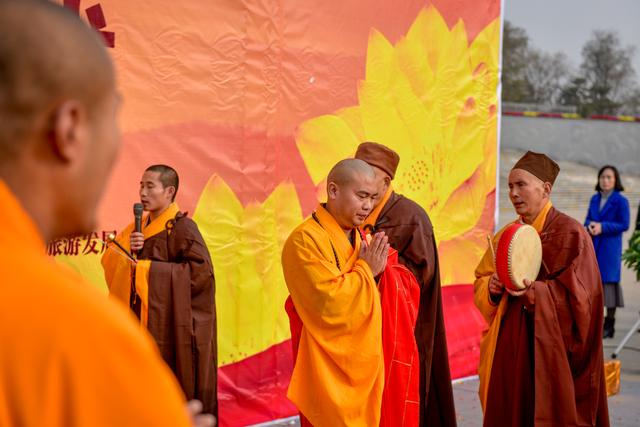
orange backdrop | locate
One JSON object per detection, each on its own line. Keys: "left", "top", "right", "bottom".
{"left": 53, "top": 1, "right": 501, "bottom": 425}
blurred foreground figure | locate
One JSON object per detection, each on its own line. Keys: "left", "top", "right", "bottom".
{"left": 0, "top": 1, "right": 214, "bottom": 426}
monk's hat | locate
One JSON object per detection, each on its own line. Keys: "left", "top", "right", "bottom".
{"left": 354, "top": 142, "right": 400, "bottom": 179}
{"left": 511, "top": 150, "right": 560, "bottom": 185}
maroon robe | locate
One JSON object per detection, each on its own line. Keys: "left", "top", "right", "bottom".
{"left": 137, "top": 212, "right": 218, "bottom": 416}
{"left": 368, "top": 192, "right": 456, "bottom": 427}
{"left": 484, "top": 207, "right": 609, "bottom": 427}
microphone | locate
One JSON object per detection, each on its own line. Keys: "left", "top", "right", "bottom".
{"left": 133, "top": 203, "right": 144, "bottom": 256}
{"left": 133, "top": 203, "right": 144, "bottom": 233}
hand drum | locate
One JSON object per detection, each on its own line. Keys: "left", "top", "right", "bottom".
{"left": 495, "top": 223, "right": 542, "bottom": 291}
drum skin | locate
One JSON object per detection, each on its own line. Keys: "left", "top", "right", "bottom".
{"left": 495, "top": 223, "right": 542, "bottom": 291}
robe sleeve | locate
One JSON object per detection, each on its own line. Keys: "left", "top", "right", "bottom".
{"left": 282, "top": 229, "right": 376, "bottom": 338}
{"left": 282, "top": 227, "right": 384, "bottom": 426}
{"left": 536, "top": 229, "right": 599, "bottom": 371}
{"left": 474, "top": 244, "right": 500, "bottom": 324}
{"left": 532, "top": 227, "right": 606, "bottom": 425}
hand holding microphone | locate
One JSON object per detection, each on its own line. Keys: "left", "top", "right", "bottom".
{"left": 130, "top": 203, "right": 145, "bottom": 253}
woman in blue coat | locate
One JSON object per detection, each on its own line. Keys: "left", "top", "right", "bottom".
{"left": 585, "top": 165, "right": 630, "bottom": 338}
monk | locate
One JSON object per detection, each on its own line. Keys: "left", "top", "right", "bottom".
{"left": 355, "top": 142, "right": 456, "bottom": 427}
{"left": 474, "top": 151, "right": 610, "bottom": 427}
{"left": 0, "top": 1, "right": 213, "bottom": 426}
{"left": 282, "top": 159, "right": 389, "bottom": 426}
{"left": 102, "top": 164, "right": 217, "bottom": 416}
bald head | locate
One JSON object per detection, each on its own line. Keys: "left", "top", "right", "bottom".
{"left": 327, "top": 159, "right": 376, "bottom": 188}
{"left": 0, "top": 0, "right": 114, "bottom": 162}
{"left": 0, "top": 0, "right": 121, "bottom": 241}
{"left": 325, "top": 159, "right": 378, "bottom": 229}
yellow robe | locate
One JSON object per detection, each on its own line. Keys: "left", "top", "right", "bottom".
{"left": 101, "top": 203, "right": 180, "bottom": 325}
{"left": 282, "top": 204, "right": 384, "bottom": 427}
{"left": 0, "top": 181, "right": 190, "bottom": 426}
{"left": 474, "top": 201, "right": 552, "bottom": 410}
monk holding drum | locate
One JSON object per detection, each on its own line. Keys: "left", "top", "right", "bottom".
{"left": 473, "top": 151, "right": 610, "bottom": 427}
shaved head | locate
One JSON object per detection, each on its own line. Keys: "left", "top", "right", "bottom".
{"left": 0, "top": 0, "right": 114, "bottom": 162}
{"left": 327, "top": 159, "right": 376, "bottom": 188}
{"left": 0, "top": 0, "right": 121, "bottom": 241}
{"left": 325, "top": 159, "right": 378, "bottom": 229}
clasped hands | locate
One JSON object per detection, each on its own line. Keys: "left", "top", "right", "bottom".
{"left": 587, "top": 221, "right": 602, "bottom": 236}
{"left": 359, "top": 232, "right": 389, "bottom": 277}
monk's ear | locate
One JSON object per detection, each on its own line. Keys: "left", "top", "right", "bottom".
{"left": 542, "top": 182, "right": 552, "bottom": 197}
{"left": 384, "top": 176, "right": 391, "bottom": 187}
{"left": 47, "top": 100, "right": 89, "bottom": 163}
{"left": 327, "top": 181, "right": 339, "bottom": 200}
{"left": 166, "top": 185, "right": 176, "bottom": 201}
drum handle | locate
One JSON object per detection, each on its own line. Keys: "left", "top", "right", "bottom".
{"left": 486, "top": 235, "right": 496, "bottom": 262}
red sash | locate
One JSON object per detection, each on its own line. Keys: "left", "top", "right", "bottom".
{"left": 379, "top": 249, "right": 420, "bottom": 427}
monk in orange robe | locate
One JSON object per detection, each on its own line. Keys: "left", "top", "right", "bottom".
{"left": 474, "top": 151, "right": 609, "bottom": 427}
{"left": 0, "top": 1, "right": 213, "bottom": 426}
{"left": 102, "top": 165, "right": 217, "bottom": 416}
{"left": 282, "top": 159, "right": 389, "bottom": 427}
{"left": 356, "top": 142, "right": 456, "bottom": 427}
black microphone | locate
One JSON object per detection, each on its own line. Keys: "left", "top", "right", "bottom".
{"left": 133, "top": 203, "right": 144, "bottom": 233}
{"left": 133, "top": 203, "right": 144, "bottom": 257}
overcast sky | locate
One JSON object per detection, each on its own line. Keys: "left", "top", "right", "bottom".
{"left": 504, "top": 0, "right": 640, "bottom": 76}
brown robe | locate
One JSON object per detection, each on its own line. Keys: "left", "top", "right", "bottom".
{"left": 137, "top": 212, "right": 218, "bottom": 416}
{"left": 484, "top": 207, "right": 609, "bottom": 427}
{"left": 368, "top": 192, "right": 457, "bottom": 427}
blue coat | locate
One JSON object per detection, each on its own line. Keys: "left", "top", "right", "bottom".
{"left": 585, "top": 191, "right": 630, "bottom": 283}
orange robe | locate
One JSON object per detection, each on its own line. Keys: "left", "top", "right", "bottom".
{"left": 282, "top": 204, "right": 384, "bottom": 427}
{"left": 0, "top": 180, "right": 190, "bottom": 426}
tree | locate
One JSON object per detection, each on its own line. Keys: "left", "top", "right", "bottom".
{"left": 501, "top": 21, "right": 531, "bottom": 102}
{"left": 525, "top": 50, "right": 571, "bottom": 105}
{"left": 502, "top": 21, "right": 570, "bottom": 106}
{"left": 559, "top": 77, "right": 590, "bottom": 115}
{"left": 570, "top": 30, "right": 638, "bottom": 115}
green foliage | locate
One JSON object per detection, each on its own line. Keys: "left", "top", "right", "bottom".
{"left": 623, "top": 230, "right": 640, "bottom": 282}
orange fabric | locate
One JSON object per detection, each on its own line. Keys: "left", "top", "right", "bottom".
{"left": 474, "top": 201, "right": 552, "bottom": 409}
{"left": 362, "top": 185, "right": 393, "bottom": 231}
{"left": 0, "top": 180, "right": 190, "bottom": 426}
{"left": 604, "top": 360, "right": 620, "bottom": 397}
{"left": 379, "top": 249, "right": 420, "bottom": 427}
{"left": 135, "top": 259, "right": 151, "bottom": 325}
{"left": 101, "top": 203, "right": 180, "bottom": 325}
{"left": 282, "top": 204, "right": 384, "bottom": 427}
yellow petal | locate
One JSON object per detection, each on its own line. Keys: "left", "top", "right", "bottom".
{"left": 296, "top": 115, "right": 361, "bottom": 185}
{"left": 193, "top": 175, "right": 303, "bottom": 364}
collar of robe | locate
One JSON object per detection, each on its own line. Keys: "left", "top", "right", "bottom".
{"left": 142, "top": 203, "right": 180, "bottom": 239}
{"left": 314, "top": 204, "right": 362, "bottom": 270}
{"left": 0, "top": 179, "right": 44, "bottom": 252}
{"left": 517, "top": 200, "right": 553, "bottom": 234}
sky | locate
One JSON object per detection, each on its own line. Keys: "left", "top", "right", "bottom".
{"left": 504, "top": 0, "right": 640, "bottom": 76}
